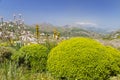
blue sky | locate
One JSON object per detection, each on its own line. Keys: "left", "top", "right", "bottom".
{"left": 0, "top": 0, "right": 120, "bottom": 27}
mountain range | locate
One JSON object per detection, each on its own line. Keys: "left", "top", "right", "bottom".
{"left": 63, "top": 22, "right": 120, "bottom": 34}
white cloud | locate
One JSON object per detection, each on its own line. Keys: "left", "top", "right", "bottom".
{"left": 74, "top": 22, "right": 97, "bottom": 26}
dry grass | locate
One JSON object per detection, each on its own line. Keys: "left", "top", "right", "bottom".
{"left": 0, "top": 61, "right": 55, "bottom": 80}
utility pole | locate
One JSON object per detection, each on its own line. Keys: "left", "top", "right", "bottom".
{"left": 13, "top": 14, "right": 16, "bottom": 22}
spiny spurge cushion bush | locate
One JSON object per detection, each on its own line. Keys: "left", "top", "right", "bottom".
{"left": 0, "top": 47, "right": 15, "bottom": 62}
{"left": 12, "top": 44, "right": 48, "bottom": 72}
{"left": 47, "top": 37, "right": 120, "bottom": 80}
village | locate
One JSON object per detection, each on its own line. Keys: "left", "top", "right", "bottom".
{"left": 0, "top": 14, "right": 62, "bottom": 47}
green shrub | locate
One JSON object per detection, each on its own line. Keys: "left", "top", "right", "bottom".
{"left": 47, "top": 37, "right": 120, "bottom": 80}
{"left": 0, "top": 47, "right": 15, "bottom": 62}
{"left": 12, "top": 44, "right": 48, "bottom": 72}
{"left": 43, "top": 41, "right": 57, "bottom": 51}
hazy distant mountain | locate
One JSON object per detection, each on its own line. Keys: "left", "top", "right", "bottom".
{"left": 64, "top": 22, "right": 120, "bottom": 34}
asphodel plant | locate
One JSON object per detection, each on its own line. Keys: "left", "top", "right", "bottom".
{"left": 53, "top": 29, "right": 57, "bottom": 38}
{"left": 57, "top": 32, "right": 60, "bottom": 40}
{"left": 36, "top": 25, "right": 39, "bottom": 43}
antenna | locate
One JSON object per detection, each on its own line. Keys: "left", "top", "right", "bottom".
{"left": 18, "top": 13, "right": 22, "bottom": 26}
{"left": 13, "top": 14, "right": 16, "bottom": 21}
{"left": 19, "top": 13, "right": 22, "bottom": 20}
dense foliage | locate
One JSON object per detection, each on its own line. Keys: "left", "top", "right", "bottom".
{"left": 0, "top": 47, "right": 15, "bottom": 62}
{"left": 43, "top": 41, "right": 57, "bottom": 51}
{"left": 0, "top": 42, "right": 9, "bottom": 47}
{"left": 47, "top": 37, "right": 120, "bottom": 80}
{"left": 12, "top": 44, "right": 48, "bottom": 72}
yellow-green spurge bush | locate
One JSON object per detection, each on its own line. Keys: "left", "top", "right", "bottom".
{"left": 47, "top": 37, "right": 120, "bottom": 80}
{"left": 12, "top": 44, "right": 48, "bottom": 72}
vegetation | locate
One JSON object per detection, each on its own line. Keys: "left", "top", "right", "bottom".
{"left": 0, "top": 46, "right": 16, "bottom": 63}
{"left": 0, "top": 61, "right": 55, "bottom": 80}
{"left": 12, "top": 44, "right": 49, "bottom": 72}
{"left": 1, "top": 12, "right": 120, "bottom": 80}
{"left": 0, "top": 42, "right": 10, "bottom": 47}
{"left": 47, "top": 37, "right": 120, "bottom": 80}
{"left": 43, "top": 41, "right": 58, "bottom": 51}
{"left": 0, "top": 36, "right": 120, "bottom": 80}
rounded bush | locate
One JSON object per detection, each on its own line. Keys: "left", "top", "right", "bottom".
{"left": 0, "top": 47, "right": 15, "bottom": 62}
{"left": 12, "top": 44, "right": 48, "bottom": 72}
{"left": 47, "top": 37, "right": 120, "bottom": 80}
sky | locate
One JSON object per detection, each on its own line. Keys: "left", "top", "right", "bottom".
{"left": 0, "top": 0, "right": 120, "bottom": 27}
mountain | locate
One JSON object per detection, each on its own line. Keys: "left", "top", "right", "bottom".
{"left": 64, "top": 22, "right": 120, "bottom": 34}
{"left": 28, "top": 23, "right": 101, "bottom": 38}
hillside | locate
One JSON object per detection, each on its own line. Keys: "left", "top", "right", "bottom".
{"left": 28, "top": 23, "right": 101, "bottom": 38}
{"left": 103, "top": 29, "right": 120, "bottom": 40}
